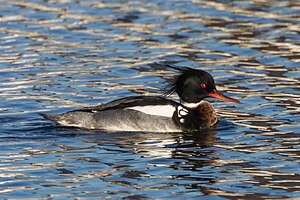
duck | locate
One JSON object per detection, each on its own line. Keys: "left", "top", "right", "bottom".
{"left": 41, "top": 65, "right": 239, "bottom": 132}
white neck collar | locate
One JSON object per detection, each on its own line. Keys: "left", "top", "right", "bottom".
{"left": 180, "top": 100, "right": 203, "bottom": 108}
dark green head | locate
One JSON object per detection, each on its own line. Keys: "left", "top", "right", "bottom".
{"left": 166, "top": 66, "right": 239, "bottom": 104}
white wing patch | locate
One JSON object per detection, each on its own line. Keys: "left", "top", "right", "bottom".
{"left": 126, "top": 105, "right": 176, "bottom": 118}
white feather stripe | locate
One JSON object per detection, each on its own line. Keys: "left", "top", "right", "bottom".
{"left": 181, "top": 101, "right": 202, "bottom": 108}
{"left": 126, "top": 105, "right": 176, "bottom": 118}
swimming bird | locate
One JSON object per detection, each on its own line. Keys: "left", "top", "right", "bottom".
{"left": 41, "top": 65, "right": 239, "bottom": 132}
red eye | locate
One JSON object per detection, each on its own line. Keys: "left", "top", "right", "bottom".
{"left": 201, "top": 83, "right": 206, "bottom": 89}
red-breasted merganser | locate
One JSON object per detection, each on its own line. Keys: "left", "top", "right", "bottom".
{"left": 41, "top": 65, "right": 239, "bottom": 132}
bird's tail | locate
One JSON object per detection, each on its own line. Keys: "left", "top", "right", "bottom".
{"left": 40, "top": 113, "right": 62, "bottom": 123}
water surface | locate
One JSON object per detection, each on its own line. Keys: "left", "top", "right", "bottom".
{"left": 0, "top": 0, "right": 299, "bottom": 199}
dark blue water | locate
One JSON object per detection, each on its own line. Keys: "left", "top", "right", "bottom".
{"left": 0, "top": 0, "right": 299, "bottom": 199}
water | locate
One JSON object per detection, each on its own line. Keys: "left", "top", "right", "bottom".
{"left": 0, "top": 0, "right": 299, "bottom": 199}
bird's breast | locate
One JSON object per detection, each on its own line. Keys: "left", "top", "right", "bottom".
{"left": 196, "top": 100, "right": 218, "bottom": 126}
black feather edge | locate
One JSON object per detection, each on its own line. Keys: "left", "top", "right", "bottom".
{"left": 153, "top": 62, "right": 193, "bottom": 96}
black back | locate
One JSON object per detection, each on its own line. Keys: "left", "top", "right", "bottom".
{"left": 78, "top": 96, "right": 180, "bottom": 113}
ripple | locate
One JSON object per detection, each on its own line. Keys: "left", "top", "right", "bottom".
{"left": 0, "top": 0, "right": 299, "bottom": 199}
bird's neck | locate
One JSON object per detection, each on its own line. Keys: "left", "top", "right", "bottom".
{"left": 180, "top": 99, "right": 204, "bottom": 109}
